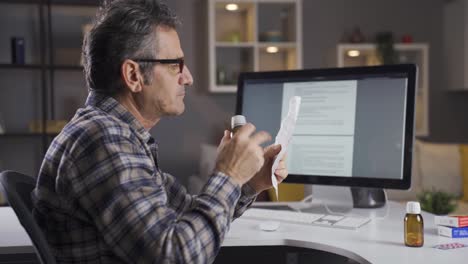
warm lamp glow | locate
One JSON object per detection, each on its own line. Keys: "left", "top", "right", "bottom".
{"left": 347, "top": 50, "right": 360, "bottom": 57}
{"left": 266, "top": 46, "right": 279, "bottom": 53}
{"left": 225, "top": 4, "right": 239, "bottom": 11}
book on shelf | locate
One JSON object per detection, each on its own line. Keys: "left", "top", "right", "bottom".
{"left": 438, "top": 226, "right": 468, "bottom": 238}
{"left": 434, "top": 215, "right": 468, "bottom": 228}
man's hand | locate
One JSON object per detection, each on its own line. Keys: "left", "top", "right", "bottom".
{"left": 215, "top": 123, "right": 271, "bottom": 186}
{"left": 247, "top": 144, "right": 288, "bottom": 193}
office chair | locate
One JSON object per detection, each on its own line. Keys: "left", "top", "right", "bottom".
{"left": 0, "top": 170, "right": 56, "bottom": 264}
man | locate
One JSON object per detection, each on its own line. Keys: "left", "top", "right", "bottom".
{"left": 32, "top": 0, "right": 287, "bottom": 263}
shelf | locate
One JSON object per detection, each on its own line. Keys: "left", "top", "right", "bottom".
{"left": 258, "top": 2, "right": 297, "bottom": 43}
{"left": 338, "top": 43, "right": 429, "bottom": 51}
{"left": 0, "top": 0, "right": 40, "bottom": 4}
{"left": 215, "top": 2, "right": 255, "bottom": 43}
{"left": 259, "top": 46, "right": 298, "bottom": 71}
{"left": 209, "top": 0, "right": 302, "bottom": 92}
{"left": 216, "top": 47, "right": 254, "bottom": 86}
{"left": 215, "top": 42, "right": 256, "bottom": 47}
{"left": 0, "top": 64, "right": 83, "bottom": 71}
{"left": 0, "top": 0, "right": 88, "bottom": 177}
{"left": 50, "top": 0, "right": 99, "bottom": 6}
{"left": 52, "top": 65, "right": 84, "bottom": 71}
{"left": 0, "top": 0, "right": 99, "bottom": 6}
{"left": 258, "top": 42, "right": 297, "bottom": 48}
{"left": 0, "top": 64, "right": 43, "bottom": 70}
{"left": 212, "top": 85, "right": 237, "bottom": 93}
{"left": 336, "top": 43, "right": 429, "bottom": 137}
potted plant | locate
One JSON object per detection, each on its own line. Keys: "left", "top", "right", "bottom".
{"left": 417, "top": 189, "right": 458, "bottom": 215}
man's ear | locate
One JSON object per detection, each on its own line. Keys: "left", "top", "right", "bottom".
{"left": 121, "top": 59, "right": 143, "bottom": 93}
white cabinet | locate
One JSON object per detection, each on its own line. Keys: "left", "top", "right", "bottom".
{"left": 443, "top": 0, "right": 468, "bottom": 91}
{"left": 208, "top": 0, "right": 302, "bottom": 93}
{"left": 337, "top": 43, "right": 429, "bottom": 137}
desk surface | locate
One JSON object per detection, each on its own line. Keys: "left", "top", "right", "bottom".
{"left": 1, "top": 202, "right": 468, "bottom": 263}
{"left": 224, "top": 201, "right": 468, "bottom": 264}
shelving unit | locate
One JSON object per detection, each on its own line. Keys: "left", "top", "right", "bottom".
{"left": 337, "top": 43, "right": 429, "bottom": 137}
{"left": 0, "top": 63, "right": 83, "bottom": 70}
{"left": 0, "top": 0, "right": 97, "bottom": 186}
{"left": 208, "top": 0, "right": 302, "bottom": 93}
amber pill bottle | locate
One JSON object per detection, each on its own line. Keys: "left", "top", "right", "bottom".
{"left": 404, "top": 201, "right": 424, "bottom": 247}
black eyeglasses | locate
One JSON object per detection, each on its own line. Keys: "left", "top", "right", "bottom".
{"left": 133, "top": 58, "right": 185, "bottom": 74}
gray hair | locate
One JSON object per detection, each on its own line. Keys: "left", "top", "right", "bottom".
{"left": 82, "top": 0, "right": 180, "bottom": 94}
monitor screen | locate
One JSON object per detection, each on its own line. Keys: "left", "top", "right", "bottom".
{"left": 237, "top": 64, "right": 417, "bottom": 190}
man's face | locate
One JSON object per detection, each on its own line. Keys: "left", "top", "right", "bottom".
{"left": 140, "top": 26, "right": 193, "bottom": 118}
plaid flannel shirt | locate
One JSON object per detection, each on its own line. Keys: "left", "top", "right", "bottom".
{"left": 32, "top": 91, "right": 257, "bottom": 264}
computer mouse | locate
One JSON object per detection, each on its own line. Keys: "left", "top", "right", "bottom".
{"left": 259, "top": 221, "right": 280, "bottom": 231}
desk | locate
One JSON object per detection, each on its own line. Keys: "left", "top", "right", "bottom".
{"left": 1, "top": 202, "right": 467, "bottom": 263}
{"left": 223, "top": 201, "right": 468, "bottom": 263}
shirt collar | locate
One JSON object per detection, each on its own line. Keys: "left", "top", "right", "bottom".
{"left": 85, "top": 91, "right": 153, "bottom": 144}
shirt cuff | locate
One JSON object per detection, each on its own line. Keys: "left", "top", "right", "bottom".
{"left": 241, "top": 182, "right": 258, "bottom": 199}
{"left": 201, "top": 171, "right": 242, "bottom": 210}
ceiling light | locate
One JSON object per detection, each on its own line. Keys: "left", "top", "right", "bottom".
{"left": 347, "top": 50, "right": 360, "bottom": 57}
{"left": 266, "top": 46, "right": 279, "bottom": 53}
{"left": 225, "top": 4, "right": 239, "bottom": 11}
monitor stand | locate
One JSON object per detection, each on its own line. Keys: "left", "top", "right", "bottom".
{"left": 252, "top": 186, "right": 389, "bottom": 218}
{"left": 350, "top": 187, "right": 386, "bottom": 208}
{"left": 295, "top": 185, "right": 389, "bottom": 218}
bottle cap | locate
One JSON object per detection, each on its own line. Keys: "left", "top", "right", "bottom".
{"left": 231, "top": 115, "right": 246, "bottom": 129}
{"left": 406, "top": 201, "right": 421, "bottom": 214}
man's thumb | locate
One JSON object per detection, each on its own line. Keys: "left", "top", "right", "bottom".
{"left": 264, "top": 144, "right": 282, "bottom": 158}
{"left": 218, "top": 130, "right": 231, "bottom": 144}
{"left": 224, "top": 130, "right": 231, "bottom": 139}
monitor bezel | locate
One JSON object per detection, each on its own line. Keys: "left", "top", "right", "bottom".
{"left": 236, "top": 64, "right": 417, "bottom": 190}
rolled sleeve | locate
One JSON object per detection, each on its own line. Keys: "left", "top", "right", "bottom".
{"left": 212, "top": 171, "right": 257, "bottom": 219}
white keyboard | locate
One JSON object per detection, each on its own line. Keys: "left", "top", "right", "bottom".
{"left": 242, "top": 208, "right": 371, "bottom": 230}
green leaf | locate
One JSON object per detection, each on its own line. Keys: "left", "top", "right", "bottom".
{"left": 417, "top": 189, "right": 458, "bottom": 215}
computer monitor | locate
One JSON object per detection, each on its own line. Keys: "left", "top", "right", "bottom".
{"left": 236, "top": 64, "right": 417, "bottom": 208}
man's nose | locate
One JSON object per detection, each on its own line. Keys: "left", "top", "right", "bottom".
{"left": 179, "top": 65, "right": 193, "bottom": 86}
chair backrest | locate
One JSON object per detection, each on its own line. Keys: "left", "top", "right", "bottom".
{"left": 0, "top": 170, "right": 56, "bottom": 264}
